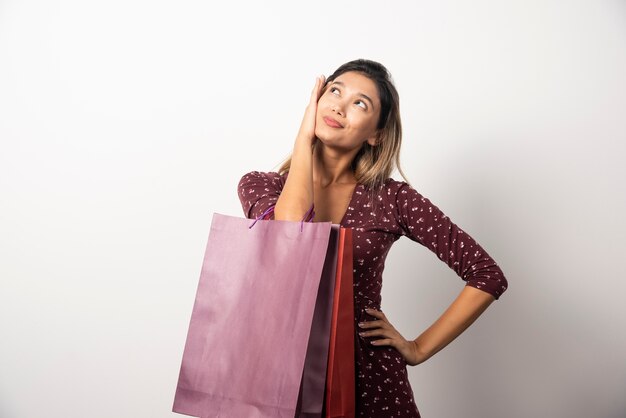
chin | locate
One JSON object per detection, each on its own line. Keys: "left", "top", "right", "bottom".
{"left": 315, "top": 124, "right": 341, "bottom": 142}
{"left": 314, "top": 127, "right": 328, "bottom": 143}
{"left": 314, "top": 133, "right": 337, "bottom": 146}
{"left": 314, "top": 136, "right": 355, "bottom": 154}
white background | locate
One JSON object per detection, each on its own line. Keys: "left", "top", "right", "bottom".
{"left": 1, "top": 1, "right": 625, "bottom": 417}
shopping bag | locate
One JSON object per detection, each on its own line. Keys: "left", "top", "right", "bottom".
{"left": 172, "top": 207, "right": 333, "bottom": 418}
{"left": 295, "top": 224, "right": 341, "bottom": 417}
{"left": 325, "top": 227, "right": 355, "bottom": 418}
{"left": 296, "top": 226, "right": 356, "bottom": 418}
{"left": 254, "top": 205, "right": 340, "bottom": 417}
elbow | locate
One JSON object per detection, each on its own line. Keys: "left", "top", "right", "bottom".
{"left": 465, "top": 270, "right": 508, "bottom": 301}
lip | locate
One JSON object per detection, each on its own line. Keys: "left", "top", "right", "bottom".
{"left": 323, "top": 116, "right": 343, "bottom": 128}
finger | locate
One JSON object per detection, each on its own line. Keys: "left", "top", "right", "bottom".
{"left": 367, "top": 309, "right": 389, "bottom": 322}
{"left": 370, "top": 337, "right": 394, "bottom": 346}
{"left": 365, "top": 312, "right": 388, "bottom": 324}
{"left": 312, "top": 75, "right": 326, "bottom": 102}
{"left": 358, "top": 320, "right": 386, "bottom": 329}
{"left": 310, "top": 76, "right": 320, "bottom": 102}
{"left": 316, "top": 75, "right": 327, "bottom": 100}
{"left": 373, "top": 334, "right": 405, "bottom": 350}
{"left": 359, "top": 328, "right": 392, "bottom": 338}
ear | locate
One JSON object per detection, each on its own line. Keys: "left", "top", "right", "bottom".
{"left": 366, "top": 130, "right": 381, "bottom": 147}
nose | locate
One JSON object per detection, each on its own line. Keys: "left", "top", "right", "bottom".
{"left": 331, "top": 103, "right": 345, "bottom": 117}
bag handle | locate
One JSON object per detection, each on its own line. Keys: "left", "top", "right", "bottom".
{"left": 248, "top": 203, "right": 315, "bottom": 232}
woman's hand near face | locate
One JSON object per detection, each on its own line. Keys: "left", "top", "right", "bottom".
{"left": 274, "top": 76, "right": 325, "bottom": 221}
{"left": 295, "top": 75, "right": 327, "bottom": 147}
{"left": 358, "top": 308, "right": 429, "bottom": 366}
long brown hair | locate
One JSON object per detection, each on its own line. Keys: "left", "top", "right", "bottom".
{"left": 276, "top": 58, "right": 411, "bottom": 208}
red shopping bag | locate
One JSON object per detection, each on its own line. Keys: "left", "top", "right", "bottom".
{"left": 325, "top": 227, "right": 355, "bottom": 418}
{"left": 172, "top": 206, "right": 333, "bottom": 418}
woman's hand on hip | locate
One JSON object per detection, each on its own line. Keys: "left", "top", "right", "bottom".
{"left": 358, "top": 308, "right": 428, "bottom": 366}
{"left": 295, "top": 75, "right": 326, "bottom": 147}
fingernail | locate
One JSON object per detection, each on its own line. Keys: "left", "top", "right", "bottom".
{"left": 358, "top": 322, "right": 365, "bottom": 327}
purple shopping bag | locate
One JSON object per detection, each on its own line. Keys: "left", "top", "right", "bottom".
{"left": 172, "top": 209, "right": 333, "bottom": 418}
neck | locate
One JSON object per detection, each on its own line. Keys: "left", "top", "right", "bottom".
{"left": 312, "top": 140, "right": 360, "bottom": 187}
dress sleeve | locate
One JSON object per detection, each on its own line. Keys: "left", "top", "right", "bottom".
{"left": 393, "top": 181, "right": 508, "bottom": 300}
{"left": 237, "top": 171, "right": 283, "bottom": 220}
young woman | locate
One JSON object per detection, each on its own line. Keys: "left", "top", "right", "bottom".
{"left": 238, "top": 59, "right": 508, "bottom": 417}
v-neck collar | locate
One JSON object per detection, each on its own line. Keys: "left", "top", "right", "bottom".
{"left": 339, "top": 182, "right": 360, "bottom": 226}
{"left": 280, "top": 170, "right": 361, "bottom": 226}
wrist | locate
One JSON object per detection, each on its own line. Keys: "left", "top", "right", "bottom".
{"left": 294, "top": 134, "right": 315, "bottom": 149}
{"left": 412, "top": 338, "right": 432, "bottom": 363}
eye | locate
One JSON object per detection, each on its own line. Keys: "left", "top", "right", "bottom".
{"left": 330, "top": 87, "right": 368, "bottom": 110}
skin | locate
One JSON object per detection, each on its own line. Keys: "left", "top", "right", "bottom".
{"left": 274, "top": 71, "right": 496, "bottom": 366}
{"left": 311, "top": 71, "right": 382, "bottom": 223}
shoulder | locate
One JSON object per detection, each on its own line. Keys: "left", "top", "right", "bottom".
{"left": 371, "top": 178, "right": 435, "bottom": 214}
{"left": 238, "top": 170, "right": 285, "bottom": 190}
{"left": 239, "top": 170, "right": 284, "bottom": 182}
{"left": 378, "top": 177, "right": 423, "bottom": 200}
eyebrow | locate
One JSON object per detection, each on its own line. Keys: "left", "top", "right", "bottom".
{"left": 330, "top": 81, "right": 375, "bottom": 110}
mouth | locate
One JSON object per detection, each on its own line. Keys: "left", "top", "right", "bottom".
{"left": 323, "top": 116, "right": 343, "bottom": 128}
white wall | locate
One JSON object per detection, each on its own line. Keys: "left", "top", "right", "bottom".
{"left": 1, "top": 1, "right": 625, "bottom": 417}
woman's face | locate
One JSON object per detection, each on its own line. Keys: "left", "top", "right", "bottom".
{"left": 314, "top": 71, "right": 381, "bottom": 150}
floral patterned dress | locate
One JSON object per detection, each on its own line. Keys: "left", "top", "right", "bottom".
{"left": 238, "top": 170, "right": 508, "bottom": 417}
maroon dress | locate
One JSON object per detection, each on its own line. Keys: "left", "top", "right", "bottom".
{"left": 237, "top": 170, "right": 508, "bottom": 417}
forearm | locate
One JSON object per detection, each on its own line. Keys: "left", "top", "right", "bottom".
{"left": 274, "top": 140, "right": 314, "bottom": 221}
{"left": 413, "top": 285, "right": 495, "bottom": 362}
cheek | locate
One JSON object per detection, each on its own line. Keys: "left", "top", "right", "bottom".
{"left": 317, "top": 94, "right": 331, "bottom": 108}
{"left": 350, "top": 113, "right": 375, "bottom": 130}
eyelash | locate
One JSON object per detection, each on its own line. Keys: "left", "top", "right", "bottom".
{"left": 329, "top": 87, "right": 367, "bottom": 110}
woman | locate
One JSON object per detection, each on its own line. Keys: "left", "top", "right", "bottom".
{"left": 238, "top": 59, "right": 508, "bottom": 417}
